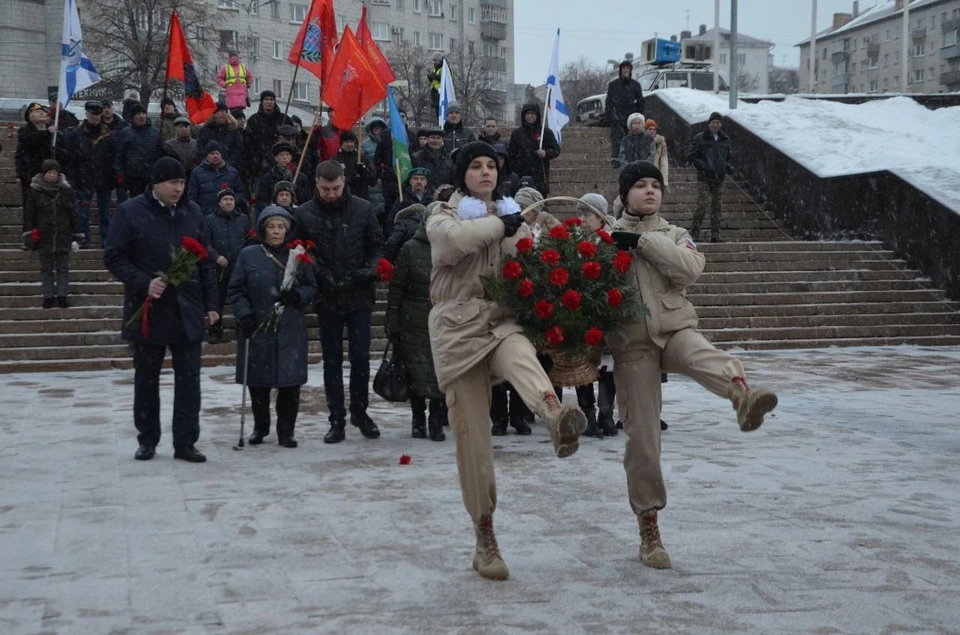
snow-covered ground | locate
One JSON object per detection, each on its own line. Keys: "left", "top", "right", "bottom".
{"left": 3, "top": 346, "right": 960, "bottom": 633}
{"left": 656, "top": 88, "right": 960, "bottom": 213}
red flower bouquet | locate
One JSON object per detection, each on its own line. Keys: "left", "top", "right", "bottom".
{"left": 126, "top": 236, "right": 209, "bottom": 338}
{"left": 482, "top": 216, "right": 644, "bottom": 385}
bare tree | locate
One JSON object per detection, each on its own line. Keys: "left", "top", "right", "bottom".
{"left": 737, "top": 72, "right": 761, "bottom": 93}
{"left": 384, "top": 40, "right": 435, "bottom": 127}
{"left": 560, "top": 56, "right": 610, "bottom": 116}
{"left": 83, "top": 0, "right": 218, "bottom": 107}
{"left": 445, "top": 41, "right": 505, "bottom": 127}
{"left": 769, "top": 66, "right": 800, "bottom": 94}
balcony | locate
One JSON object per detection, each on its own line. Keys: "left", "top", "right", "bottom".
{"left": 866, "top": 41, "right": 880, "bottom": 56}
{"left": 480, "top": 56, "right": 507, "bottom": 72}
{"left": 942, "top": 17, "right": 960, "bottom": 32}
{"left": 830, "top": 72, "right": 852, "bottom": 89}
{"left": 481, "top": 20, "right": 506, "bottom": 40}
{"left": 831, "top": 48, "right": 849, "bottom": 63}
{"left": 943, "top": 43, "right": 960, "bottom": 60}
{"left": 941, "top": 69, "right": 960, "bottom": 88}
{"left": 912, "top": 28, "right": 926, "bottom": 42}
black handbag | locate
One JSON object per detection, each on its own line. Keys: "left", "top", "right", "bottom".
{"left": 373, "top": 341, "right": 409, "bottom": 402}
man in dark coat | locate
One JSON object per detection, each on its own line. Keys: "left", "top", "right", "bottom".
{"left": 508, "top": 103, "right": 560, "bottom": 196}
{"left": 245, "top": 91, "right": 292, "bottom": 177}
{"left": 412, "top": 128, "right": 454, "bottom": 189}
{"left": 605, "top": 59, "right": 645, "bottom": 168}
{"left": 384, "top": 168, "right": 433, "bottom": 240}
{"left": 197, "top": 103, "right": 243, "bottom": 170}
{"left": 113, "top": 104, "right": 162, "bottom": 197}
{"left": 478, "top": 117, "right": 501, "bottom": 145}
{"left": 103, "top": 158, "right": 219, "bottom": 463}
{"left": 493, "top": 143, "right": 520, "bottom": 198}
{"left": 686, "top": 112, "right": 733, "bottom": 243}
{"left": 294, "top": 160, "right": 383, "bottom": 444}
{"left": 16, "top": 103, "right": 69, "bottom": 226}
{"left": 386, "top": 207, "right": 446, "bottom": 441}
{"left": 333, "top": 131, "right": 376, "bottom": 202}
{"left": 100, "top": 100, "right": 128, "bottom": 132}
{"left": 382, "top": 202, "right": 425, "bottom": 264}
{"left": 204, "top": 187, "right": 253, "bottom": 343}
{"left": 372, "top": 108, "right": 421, "bottom": 216}
{"left": 255, "top": 142, "right": 311, "bottom": 213}
{"left": 187, "top": 141, "right": 246, "bottom": 214}
{"left": 442, "top": 102, "right": 476, "bottom": 156}
{"left": 65, "top": 101, "right": 116, "bottom": 248}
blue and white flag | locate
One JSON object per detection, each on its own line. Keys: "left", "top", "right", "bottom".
{"left": 545, "top": 29, "right": 569, "bottom": 145}
{"left": 438, "top": 57, "right": 457, "bottom": 127}
{"left": 57, "top": 0, "right": 100, "bottom": 109}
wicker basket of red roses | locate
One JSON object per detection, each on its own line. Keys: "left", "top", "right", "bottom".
{"left": 483, "top": 197, "right": 646, "bottom": 387}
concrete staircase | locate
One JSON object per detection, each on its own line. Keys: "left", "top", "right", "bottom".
{"left": 1, "top": 125, "right": 959, "bottom": 373}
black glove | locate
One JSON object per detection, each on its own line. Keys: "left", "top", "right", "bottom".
{"left": 238, "top": 314, "right": 257, "bottom": 338}
{"left": 611, "top": 231, "right": 641, "bottom": 251}
{"left": 351, "top": 269, "right": 379, "bottom": 284}
{"left": 277, "top": 288, "right": 300, "bottom": 306}
{"left": 354, "top": 162, "right": 367, "bottom": 176}
{"left": 500, "top": 213, "right": 524, "bottom": 238}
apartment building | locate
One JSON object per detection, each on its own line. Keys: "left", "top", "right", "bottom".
{"left": 683, "top": 25, "right": 774, "bottom": 93}
{"left": 798, "top": 0, "right": 960, "bottom": 94}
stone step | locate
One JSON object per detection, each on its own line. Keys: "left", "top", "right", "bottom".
{"left": 699, "top": 311, "right": 960, "bottom": 329}
{"left": 0, "top": 269, "right": 116, "bottom": 283}
{"left": 703, "top": 250, "right": 896, "bottom": 263}
{"left": 696, "top": 269, "right": 924, "bottom": 284}
{"left": 705, "top": 334, "right": 960, "bottom": 350}
{"left": 703, "top": 323, "right": 960, "bottom": 343}
{"left": 703, "top": 259, "right": 910, "bottom": 273}
{"left": 0, "top": 281, "right": 391, "bottom": 300}
{"left": 696, "top": 300, "right": 960, "bottom": 318}
{"left": 688, "top": 289, "right": 946, "bottom": 306}
{"left": 698, "top": 241, "right": 885, "bottom": 253}
{"left": 688, "top": 280, "right": 937, "bottom": 295}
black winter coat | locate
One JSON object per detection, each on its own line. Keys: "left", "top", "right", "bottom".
{"left": 333, "top": 148, "right": 376, "bottom": 201}
{"left": 204, "top": 208, "right": 253, "bottom": 272}
{"left": 228, "top": 242, "right": 317, "bottom": 388}
{"left": 104, "top": 190, "right": 218, "bottom": 345}
{"left": 386, "top": 185, "right": 434, "bottom": 235}
{"left": 386, "top": 225, "right": 442, "bottom": 400}
{"left": 443, "top": 120, "right": 476, "bottom": 156}
{"left": 619, "top": 132, "right": 656, "bottom": 166}
{"left": 508, "top": 104, "right": 560, "bottom": 196}
{"left": 381, "top": 205, "right": 424, "bottom": 263}
{"left": 103, "top": 116, "right": 128, "bottom": 132}
{"left": 246, "top": 106, "right": 292, "bottom": 169}
{"left": 412, "top": 147, "right": 455, "bottom": 189}
{"left": 605, "top": 76, "right": 645, "bottom": 128}
{"left": 687, "top": 130, "right": 733, "bottom": 183}
{"left": 255, "top": 165, "right": 312, "bottom": 212}
{"left": 24, "top": 175, "right": 80, "bottom": 254}
{"left": 478, "top": 131, "right": 501, "bottom": 145}
{"left": 113, "top": 122, "right": 161, "bottom": 180}
{"left": 15, "top": 125, "right": 68, "bottom": 183}
{"left": 66, "top": 123, "right": 115, "bottom": 192}
{"left": 197, "top": 116, "right": 243, "bottom": 167}
{"left": 293, "top": 191, "right": 383, "bottom": 314}
{"left": 188, "top": 160, "right": 246, "bottom": 214}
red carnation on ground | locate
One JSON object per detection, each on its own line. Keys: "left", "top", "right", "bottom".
{"left": 549, "top": 268, "right": 569, "bottom": 287}
{"left": 561, "top": 290, "right": 581, "bottom": 311}
{"left": 30, "top": 229, "right": 40, "bottom": 242}
{"left": 582, "top": 261, "right": 602, "bottom": 280}
{"left": 502, "top": 260, "right": 523, "bottom": 281}
{"left": 181, "top": 236, "right": 208, "bottom": 261}
{"left": 612, "top": 250, "right": 632, "bottom": 274}
{"left": 515, "top": 237, "right": 534, "bottom": 253}
{"left": 546, "top": 325, "right": 564, "bottom": 346}
{"left": 517, "top": 279, "right": 534, "bottom": 298}
{"left": 584, "top": 326, "right": 604, "bottom": 347}
{"left": 548, "top": 225, "right": 570, "bottom": 240}
{"left": 535, "top": 299, "right": 554, "bottom": 320}
{"left": 375, "top": 257, "right": 394, "bottom": 283}
{"left": 597, "top": 230, "right": 614, "bottom": 245}
{"left": 296, "top": 252, "right": 314, "bottom": 265}
{"left": 607, "top": 288, "right": 623, "bottom": 308}
{"left": 540, "top": 249, "right": 561, "bottom": 265}
{"left": 563, "top": 217, "right": 582, "bottom": 228}
{"left": 399, "top": 454, "right": 412, "bottom": 465}
{"left": 577, "top": 241, "right": 597, "bottom": 258}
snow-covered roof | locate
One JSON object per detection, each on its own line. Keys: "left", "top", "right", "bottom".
{"left": 797, "top": 0, "right": 947, "bottom": 46}
{"left": 685, "top": 27, "right": 774, "bottom": 49}
{"left": 654, "top": 87, "right": 960, "bottom": 213}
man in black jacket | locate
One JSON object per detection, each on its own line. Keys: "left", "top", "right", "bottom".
{"left": 294, "top": 160, "right": 383, "bottom": 444}
{"left": 605, "top": 60, "right": 645, "bottom": 168}
{"left": 412, "top": 128, "right": 454, "bottom": 189}
{"left": 113, "top": 104, "right": 161, "bottom": 197}
{"left": 442, "top": 103, "right": 476, "bottom": 156}
{"left": 103, "top": 157, "right": 219, "bottom": 463}
{"left": 508, "top": 103, "right": 560, "bottom": 196}
{"left": 246, "top": 91, "right": 292, "bottom": 178}
{"left": 334, "top": 131, "right": 376, "bottom": 202}
{"left": 197, "top": 103, "right": 243, "bottom": 170}
{"left": 65, "top": 101, "right": 115, "bottom": 247}
{"left": 686, "top": 112, "right": 733, "bottom": 243}
{"left": 384, "top": 168, "right": 433, "bottom": 242}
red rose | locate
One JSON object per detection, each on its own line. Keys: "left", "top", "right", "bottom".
{"left": 181, "top": 236, "right": 208, "bottom": 261}
{"left": 502, "top": 260, "right": 523, "bottom": 281}
{"left": 285, "top": 239, "right": 304, "bottom": 249}
{"left": 515, "top": 237, "right": 534, "bottom": 253}
{"left": 375, "top": 257, "right": 394, "bottom": 282}
{"left": 597, "top": 230, "right": 614, "bottom": 245}
{"left": 577, "top": 241, "right": 597, "bottom": 258}
{"left": 399, "top": 454, "right": 412, "bottom": 465}
{"left": 517, "top": 279, "right": 534, "bottom": 298}
{"left": 582, "top": 261, "right": 602, "bottom": 280}
{"left": 546, "top": 325, "right": 564, "bottom": 346}
{"left": 246, "top": 229, "right": 258, "bottom": 238}
{"left": 540, "top": 249, "right": 561, "bottom": 265}
{"left": 30, "top": 228, "right": 40, "bottom": 242}
{"left": 584, "top": 326, "right": 604, "bottom": 347}
{"left": 305, "top": 240, "right": 317, "bottom": 250}
{"left": 607, "top": 288, "right": 623, "bottom": 308}
{"left": 296, "top": 252, "right": 314, "bottom": 265}
{"left": 548, "top": 225, "right": 570, "bottom": 240}
{"left": 563, "top": 217, "right": 582, "bottom": 227}
{"left": 612, "top": 250, "right": 632, "bottom": 274}
{"left": 549, "top": 268, "right": 569, "bottom": 287}
{"left": 561, "top": 290, "right": 581, "bottom": 311}
{"left": 535, "top": 299, "right": 554, "bottom": 320}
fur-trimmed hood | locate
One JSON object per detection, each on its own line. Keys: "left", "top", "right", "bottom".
{"left": 30, "top": 173, "right": 70, "bottom": 191}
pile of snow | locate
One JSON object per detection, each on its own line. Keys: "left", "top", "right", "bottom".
{"left": 655, "top": 88, "right": 960, "bottom": 212}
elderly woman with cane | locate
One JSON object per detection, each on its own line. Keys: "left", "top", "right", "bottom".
{"left": 228, "top": 205, "right": 317, "bottom": 448}
{"left": 427, "top": 141, "right": 587, "bottom": 581}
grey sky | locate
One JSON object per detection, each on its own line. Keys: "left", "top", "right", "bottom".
{"left": 513, "top": 0, "right": 865, "bottom": 85}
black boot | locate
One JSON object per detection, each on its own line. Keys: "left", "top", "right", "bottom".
{"left": 428, "top": 412, "right": 446, "bottom": 442}
{"left": 660, "top": 419, "right": 668, "bottom": 431}
{"left": 42, "top": 298, "right": 56, "bottom": 309}
{"left": 351, "top": 412, "right": 381, "bottom": 439}
{"left": 412, "top": 413, "right": 427, "bottom": 439}
{"left": 582, "top": 410, "right": 603, "bottom": 439}
{"left": 57, "top": 296, "right": 70, "bottom": 309}
{"left": 491, "top": 419, "right": 508, "bottom": 436}
{"left": 206, "top": 324, "right": 224, "bottom": 344}
{"left": 278, "top": 436, "right": 298, "bottom": 448}
{"left": 173, "top": 445, "right": 207, "bottom": 463}
{"left": 510, "top": 417, "right": 532, "bottom": 436}
{"left": 248, "top": 430, "right": 267, "bottom": 445}
{"left": 616, "top": 420, "right": 623, "bottom": 430}
{"left": 324, "top": 420, "right": 346, "bottom": 444}
{"left": 597, "top": 413, "right": 619, "bottom": 437}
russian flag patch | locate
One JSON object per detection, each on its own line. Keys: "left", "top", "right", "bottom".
{"left": 685, "top": 236, "right": 698, "bottom": 251}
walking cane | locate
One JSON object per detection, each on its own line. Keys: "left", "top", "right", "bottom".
{"left": 233, "top": 337, "right": 251, "bottom": 451}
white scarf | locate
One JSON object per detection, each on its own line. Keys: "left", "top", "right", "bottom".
{"left": 456, "top": 196, "right": 521, "bottom": 221}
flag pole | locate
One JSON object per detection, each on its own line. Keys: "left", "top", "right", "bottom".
{"left": 51, "top": 105, "right": 61, "bottom": 148}
{"left": 293, "top": 95, "right": 324, "bottom": 184}
{"left": 284, "top": 65, "right": 301, "bottom": 118}
{"left": 394, "top": 158, "right": 402, "bottom": 196}
{"left": 538, "top": 86, "right": 551, "bottom": 151}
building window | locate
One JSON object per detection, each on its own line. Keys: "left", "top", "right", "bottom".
{"left": 945, "top": 31, "right": 959, "bottom": 47}
{"left": 253, "top": 78, "right": 261, "bottom": 93}
{"left": 884, "top": 53, "right": 889, "bottom": 67}
{"left": 218, "top": 0, "right": 233, "bottom": 8}
{"left": 271, "top": 1, "right": 280, "bottom": 19}
{"left": 913, "top": 43, "right": 925, "bottom": 57}
{"left": 273, "top": 40, "right": 283, "bottom": 59}
{"left": 414, "top": 31, "right": 421, "bottom": 46}
{"left": 249, "top": 36, "right": 259, "bottom": 58}
{"left": 429, "top": 32, "right": 443, "bottom": 50}
{"left": 428, "top": 0, "right": 442, "bottom": 17}
{"left": 450, "top": 4, "right": 457, "bottom": 20}
{"left": 249, "top": 0, "right": 258, "bottom": 15}
{"left": 719, "top": 53, "right": 727, "bottom": 64}
{"left": 738, "top": 53, "right": 746, "bottom": 66}
{"left": 413, "top": 0, "right": 421, "bottom": 13}
{"left": 468, "top": 40, "right": 474, "bottom": 54}
{"left": 290, "top": 3, "right": 307, "bottom": 22}
{"left": 372, "top": 21, "right": 390, "bottom": 41}
{"left": 913, "top": 68, "right": 924, "bottom": 83}
{"left": 272, "top": 79, "right": 282, "bottom": 96}
{"left": 895, "top": 50, "right": 901, "bottom": 63}
{"left": 398, "top": 0, "right": 404, "bottom": 8}
{"left": 483, "top": 41, "right": 495, "bottom": 57}
{"left": 869, "top": 80, "right": 878, "bottom": 92}
{"left": 468, "top": 7, "right": 475, "bottom": 24}
{"left": 294, "top": 82, "right": 309, "bottom": 101}
{"left": 394, "top": 27, "right": 405, "bottom": 41}
{"left": 822, "top": 48, "right": 827, "bottom": 59}
{"left": 219, "top": 30, "right": 237, "bottom": 51}
{"left": 883, "top": 77, "right": 888, "bottom": 90}
{"left": 371, "top": 0, "right": 390, "bottom": 4}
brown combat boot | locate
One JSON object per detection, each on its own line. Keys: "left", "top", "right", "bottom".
{"left": 542, "top": 392, "right": 587, "bottom": 458}
{"left": 638, "top": 510, "right": 672, "bottom": 569}
{"left": 473, "top": 515, "right": 509, "bottom": 580}
{"left": 727, "top": 376, "right": 778, "bottom": 432}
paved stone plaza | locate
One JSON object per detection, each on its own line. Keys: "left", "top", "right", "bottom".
{"left": 1, "top": 346, "right": 959, "bottom": 634}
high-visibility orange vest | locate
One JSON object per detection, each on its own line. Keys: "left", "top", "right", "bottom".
{"left": 225, "top": 64, "right": 248, "bottom": 86}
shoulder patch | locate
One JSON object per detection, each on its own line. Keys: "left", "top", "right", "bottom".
{"left": 685, "top": 236, "right": 698, "bottom": 251}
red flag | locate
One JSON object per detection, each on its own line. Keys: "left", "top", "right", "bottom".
{"left": 288, "top": 0, "right": 338, "bottom": 85}
{"left": 165, "top": 11, "right": 217, "bottom": 124}
{"left": 321, "top": 26, "right": 388, "bottom": 131}
{"left": 356, "top": 7, "right": 396, "bottom": 85}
